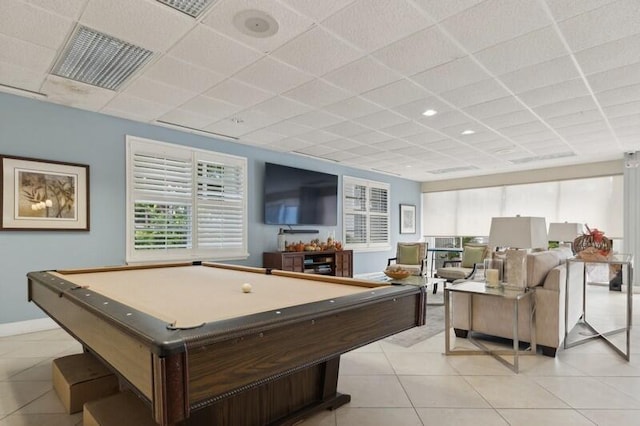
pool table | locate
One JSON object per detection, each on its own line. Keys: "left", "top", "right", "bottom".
{"left": 28, "top": 261, "right": 426, "bottom": 425}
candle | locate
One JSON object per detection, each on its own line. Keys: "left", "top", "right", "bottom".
{"left": 486, "top": 269, "right": 499, "bottom": 286}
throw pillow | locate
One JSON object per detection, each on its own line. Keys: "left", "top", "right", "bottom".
{"left": 461, "top": 246, "right": 486, "bottom": 268}
{"left": 397, "top": 244, "right": 420, "bottom": 265}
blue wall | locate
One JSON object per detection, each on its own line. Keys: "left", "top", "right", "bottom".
{"left": 0, "top": 93, "right": 422, "bottom": 324}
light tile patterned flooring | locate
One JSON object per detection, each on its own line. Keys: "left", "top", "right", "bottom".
{"left": 1, "top": 286, "right": 640, "bottom": 425}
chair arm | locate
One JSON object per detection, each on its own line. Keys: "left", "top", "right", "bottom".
{"left": 387, "top": 257, "right": 397, "bottom": 267}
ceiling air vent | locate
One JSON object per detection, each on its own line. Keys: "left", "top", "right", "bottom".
{"left": 156, "top": 0, "right": 218, "bottom": 17}
{"left": 428, "top": 166, "right": 478, "bottom": 175}
{"left": 52, "top": 26, "right": 153, "bottom": 91}
{"left": 510, "top": 152, "right": 576, "bottom": 164}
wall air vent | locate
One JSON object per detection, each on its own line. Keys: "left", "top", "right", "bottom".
{"left": 428, "top": 166, "right": 478, "bottom": 174}
{"left": 156, "top": 0, "right": 218, "bottom": 17}
{"left": 510, "top": 152, "right": 576, "bottom": 164}
{"left": 52, "top": 26, "right": 153, "bottom": 91}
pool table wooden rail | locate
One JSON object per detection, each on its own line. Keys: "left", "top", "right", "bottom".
{"left": 28, "top": 262, "right": 427, "bottom": 425}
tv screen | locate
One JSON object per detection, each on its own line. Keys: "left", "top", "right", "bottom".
{"left": 264, "top": 163, "right": 338, "bottom": 226}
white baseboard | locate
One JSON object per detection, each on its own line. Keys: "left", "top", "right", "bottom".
{"left": 0, "top": 318, "right": 59, "bottom": 337}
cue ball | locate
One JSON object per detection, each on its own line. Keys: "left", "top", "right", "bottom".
{"left": 242, "top": 283, "right": 252, "bottom": 293}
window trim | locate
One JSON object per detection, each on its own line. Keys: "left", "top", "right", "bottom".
{"left": 342, "top": 175, "right": 391, "bottom": 252}
{"left": 125, "top": 136, "right": 248, "bottom": 263}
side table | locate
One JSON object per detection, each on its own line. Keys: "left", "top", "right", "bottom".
{"left": 444, "top": 281, "right": 536, "bottom": 373}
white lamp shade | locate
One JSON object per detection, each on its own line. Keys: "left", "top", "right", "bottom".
{"left": 489, "top": 216, "right": 548, "bottom": 249}
{"left": 548, "top": 222, "right": 583, "bottom": 242}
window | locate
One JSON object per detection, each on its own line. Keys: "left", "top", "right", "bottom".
{"left": 126, "top": 136, "right": 248, "bottom": 263}
{"left": 343, "top": 176, "right": 390, "bottom": 250}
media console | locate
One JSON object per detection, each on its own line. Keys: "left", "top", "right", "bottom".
{"left": 263, "top": 250, "right": 353, "bottom": 277}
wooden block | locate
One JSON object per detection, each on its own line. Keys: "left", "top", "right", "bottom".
{"left": 83, "top": 391, "right": 158, "bottom": 426}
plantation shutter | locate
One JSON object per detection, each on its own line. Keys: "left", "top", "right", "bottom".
{"left": 369, "top": 186, "right": 389, "bottom": 243}
{"left": 343, "top": 176, "right": 390, "bottom": 249}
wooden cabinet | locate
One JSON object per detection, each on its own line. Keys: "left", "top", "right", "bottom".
{"left": 263, "top": 250, "right": 353, "bottom": 278}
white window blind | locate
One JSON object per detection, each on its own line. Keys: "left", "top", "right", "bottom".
{"left": 126, "top": 136, "right": 248, "bottom": 263}
{"left": 343, "top": 176, "right": 390, "bottom": 250}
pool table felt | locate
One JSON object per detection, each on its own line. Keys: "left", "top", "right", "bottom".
{"left": 51, "top": 266, "right": 386, "bottom": 329}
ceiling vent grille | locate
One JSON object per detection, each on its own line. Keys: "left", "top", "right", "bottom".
{"left": 156, "top": 0, "right": 218, "bottom": 17}
{"left": 52, "top": 26, "right": 153, "bottom": 91}
{"left": 428, "top": 166, "right": 478, "bottom": 174}
{"left": 510, "top": 152, "right": 576, "bottom": 164}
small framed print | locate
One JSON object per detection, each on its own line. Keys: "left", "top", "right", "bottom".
{"left": 399, "top": 204, "right": 416, "bottom": 234}
{"left": 1, "top": 155, "right": 89, "bottom": 231}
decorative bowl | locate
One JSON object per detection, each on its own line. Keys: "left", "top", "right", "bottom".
{"left": 383, "top": 269, "right": 411, "bottom": 280}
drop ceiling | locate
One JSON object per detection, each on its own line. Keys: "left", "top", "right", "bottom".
{"left": 1, "top": 0, "right": 639, "bottom": 181}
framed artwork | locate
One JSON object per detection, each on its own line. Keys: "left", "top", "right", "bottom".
{"left": 1, "top": 155, "right": 89, "bottom": 230}
{"left": 399, "top": 204, "right": 416, "bottom": 234}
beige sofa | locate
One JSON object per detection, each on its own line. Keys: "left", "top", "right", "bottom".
{"left": 451, "top": 248, "right": 584, "bottom": 357}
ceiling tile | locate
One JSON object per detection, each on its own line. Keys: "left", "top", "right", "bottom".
{"left": 171, "top": 25, "right": 262, "bottom": 75}
{"left": 250, "top": 96, "right": 312, "bottom": 119}
{"left": 204, "top": 79, "right": 273, "bottom": 108}
{"left": 231, "top": 109, "right": 283, "bottom": 129}
{"left": 413, "top": 0, "right": 484, "bottom": 22}
{"left": 103, "top": 93, "right": 172, "bottom": 122}
{"left": 286, "top": 110, "right": 343, "bottom": 128}
{"left": 125, "top": 77, "right": 196, "bottom": 107}
{"left": 322, "top": 56, "right": 399, "bottom": 94}
{"left": 0, "top": 0, "right": 73, "bottom": 49}
{"left": 534, "top": 95, "right": 599, "bottom": 119}
{"left": 440, "top": 78, "right": 510, "bottom": 108}
{"left": 353, "top": 110, "right": 408, "bottom": 130}
{"left": 179, "top": 95, "right": 243, "bottom": 120}
{"left": 372, "top": 26, "right": 464, "bottom": 76}
{"left": 416, "top": 110, "right": 469, "bottom": 130}
{"left": 381, "top": 121, "right": 428, "bottom": 138}
{"left": 0, "top": 33, "right": 56, "bottom": 72}
{"left": 204, "top": 117, "right": 266, "bottom": 138}
{"left": 271, "top": 27, "right": 362, "bottom": 76}
{"left": 41, "top": 74, "right": 115, "bottom": 110}
{"left": 556, "top": 120, "right": 611, "bottom": 137}
{"left": 404, "top": 131, "right": 449, "bottom": 145}
{"left": 558, "top": 0, "right": 640, "bottom": 52}
{"left": 463, "top": 96, "right": 524, "bottom": 120}
{"left": 497, "top": 120, "right": 550, "bottom": 137}
{"left": 158, "top": 108, "right": 217, "bottom": 129}
{"left": 482, "top": 109, "right": 539, "bottom": 129}
{"left": 239, "top": 129, "right": 284, "bottom": 145}
{"left": 361, "top": 79, "right": 429, "bottom": 108}
{"left": 323, "top": 96, "right": 382, "bottom": 119}
{"left": 233, "top": 57, "right": 313, "bottom": 94}
{"left": 322, "top": 120, "right": 369, "bottom": 137}
{"left": 474, "top": 26, "right": 567, "bottom": 76}
{"left": 595, "top": 83, "right": 640, "bottom": 107}
{"left": 545, "top": 109, "right": 602, "bottom": 128}
{"left": 518, "top": 78, "right": 590, "bottom": 108}
{"left": 322, "top": 0, "right": 431, "bottom": 52}
{"left": 544, "top": 0, "right": 619, "bottom": 21}
{"left": 262, "top": 120, "right": 314, "bottom": 136}
{"left": 324, "top": 138, "right": 362, "bottom": 150}
{"left": 349, "top": 131, "right": 393, "bottom": 144}
{"left": 294, "top": 144, "right": 336, "bottom": 157}
{"left": 267, "top": 137, "right": 314, "bottom": 152}
{"left": 321, "top": 149, "right": 360, "bottom": 162}
{"left": 497, "top": 55, "right": 581, "bottom": 94}
{"left": 371, "top": 138, "right": 413, "bottom": 150}
{"left": 392, "top": 97, "right": 453, "bottom": 121}
{"left": 296, "top": 130, "right": 342, "bottom": 144}
{"left": 0, "top": 61, "right": 46, "bottom": 92}
{"left": 25, "top": 0, "right": 87, "bottom": 19}
{"left": 81, "top": 0, "right": 193, "bottom": 52}
{"left": 145, "top": 56, "right": 225, "bottom": 93}
{"left": 344, "top": 144, "right": 384, "bottom": 155}
{"left": 602, "top": 100, "right": 640, "bottom": 118}
{"left": 440, "top": 0, "right": 550, "bottom": 52}
{"left": 586, "top": 62, "right": 640, "bottom": 93}
{"left": 283, "top": 79, "right": 351, "bottom": 108}
{"left": 202, "top": 0, "right": 314, "bottom": 54}
{"left": 410, "top": 56, "right": 491, "bottom": 94}
{"left": 278, "top": 0, "right": 355, "bottom": 22}
{"left": 574, "top": 33, "right": 640, "bottom": 75}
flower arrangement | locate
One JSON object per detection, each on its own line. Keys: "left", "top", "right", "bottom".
{"left": 574, "top": 224, "right": 612, "bottom": 261}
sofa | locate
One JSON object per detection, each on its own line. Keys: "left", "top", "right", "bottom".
{"left": 451, "top": 248, "right": 584, "bottom": 357}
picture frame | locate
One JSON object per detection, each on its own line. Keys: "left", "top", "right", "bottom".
{"left": 399, "top": 204, "right": 416, "bottom": 234}
{"left": 1, "top": 155, "right": 89, "bottom": 231}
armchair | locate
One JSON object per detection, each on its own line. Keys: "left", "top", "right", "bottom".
{"left": 435, "top": 243, "right": 489, "bottom": 282}
{"left": 387, "top": 242, "right": 428, "bottom": 276}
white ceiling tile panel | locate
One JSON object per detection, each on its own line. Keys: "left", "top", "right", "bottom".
{"left": 372, "top": 26, "right": 464, "bottom": 76}
{"left": 392, "top": 145, "right": 433, "bottom": 157}
{"left": 42, "top": 75, "right": 115, "bottom": 110}
{"left": 382, "top": 121, "right": 431, "bottom": 138}
{"left": 294, "top": 144, "right": 336, "bottom": 157}
{"left": 440, "top": 78, "right": 510, "bottom": 108}
{"left": 204, "top": 119, "right": 263, "bottom": 138}
{"left": 371, "top": 138, "right": 414, "bottom": 150}
{"left": 415, "top": 110, "right": 469, "bottom": 130}
{"left": 602, "top": 100, "right": 640, "bottom": 118}
{"left": 558, "top": 0, "right": 640, "bottom": 52}
{"left": 586, "top": 62, "right": 640, "bottom": 93}
{"left": 361, "top": 79, "right": 429, "bottom": 108}
{"left": 544, "top": 0, "right": 620, "bottom": 21}
{"left": 171, "top": 26, "right": 263, "bottom": 75}
{"left": 286, "top": 110, "right": 343, "bottom": 128}
{"left": 324, "top": 138, "right": 363, "bottom": 150}
{"left": 279, "top": 0, "right": 355, "bottom": 22}
{"left": 510, "top": 129, "right": 562, "bottom": 143}
{"left": 546, "top": 109, "right": 603, "bottom": 127}
{"left": 271, "top": 27, "right": 363, "bottom": 76}
{"left": 125, "top": 77, "right": 196, "bottom": 107}
{"left": 441, "top": 0, "right": 551, "bottom": 53}
{"left": 322, "top": 120, "right": 369, "bottom": 137}
{"left": 204, "top": 79, "right": 273, "bottom": 108}
{"left": 81, "top": 0, "right": 193, "bottom": 52}
{"left": 283, "top": 79, "right": 351, "bottom": 108}
{"left": 463, "top": 96, "right": 524, "bottom": 119}
{"left": 517, "top": 79, "right": 590, "bottom": 108}
{"left": 411, "top": 56, "right": 491, "bottom": 94}
{"left": 103, "top": 93, "right": 172, "bottom": 121}
{"left": 392, "top": 97, "right": 453, "bottom": 120}
{"left": 233, "top": 57, "right": 313, "bottom": 94}
{"left": 353, "top": 110, "right": 408, "bottom": 130}
{"left": 323, "top": 57, "right": 399, "bottom": 95}
{"left": 202, "top": 0, "right": 313, "bottom": 53}
{"left": 404, "top": 131, "right": 450, "bottom": 145}
{"left": 574, "top": 33, "right": 640, "bottom": 75}
{"left": 268, "top": 137, "right": 314, "bottom": 151}
{"left": 179, "top": 95, "right": 243, "bottom": 119}
{"left": 322, "top": 96, "right": 382, "bottom": 119}
{"left": 344, "top": 144, "right": 384, "bottom": 155}
{"left": 25, "top": 0, "right": 87, "bottom": 19}
{"left": 321, "top": 150, "right": 360, "bottom": 162}
{"left": 498, "top": 120, "right": 550, "bottom": 137}
{"left": 609, "top": 114, "right": 640, "bottom": 128}
{"left": 232, "top": 109, "right": 284, "bottom": 129}
{"left": 321, "top": 0, "right": 431, "bottom": 52}
{"left": 0, "top": 33, "right": 56, "bottom": 72}
{"left": 296, "top": 130, "right": 341, "bottom": 144}
{"left": 349, "top": 131, "right": 394, "bottom": 144}
{"left": 473, "top": 26, "right": 567, "bottom": 76}
{"left": 482, "top": 109, "right": 539, "bottom": 129}
{"left": 262, "top": 120, "right": 314, "bottom": 136}
{"left": 413, "top": 0, "right": 484, "bottom": 22}
{"left": 614, "top": 124, "right": 640, "bottom": 137}
{"left": 533, "top": 95, "right": 599, "bottom": 118}
{"left": 0, "top": 0, "right": 73, "bottom": 49}
{"left": 158, "top": 108, "right": 217, "bottom": 129}
{"left": 555, "top": 120, "right": 611, "bottom": 137}
{"left": 497, "top": 55, "right": 581, "bottom": 94}
{"left": 595, "top": 83, "right": 640, "bottom": 107}
{"left": 145, "top": 56, "right": 225, "bottom": 93}
{"left": 251, "top": 96, "right": 312, "bottom": 119}
{"left": 0, "top": 61, "right": 46, "bottom": 92}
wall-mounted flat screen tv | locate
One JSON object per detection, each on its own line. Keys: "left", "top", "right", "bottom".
{"left": 264, "top": 163, "right": 338, "bottom": 226}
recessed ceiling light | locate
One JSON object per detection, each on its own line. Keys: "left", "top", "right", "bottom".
{"left": 461, "top": 129, "right": 475, "bottom": 135}
{"left": 233, "top": 10, "right": 279, "bottom": 38}
{"left": 422, "top": 109, "right": 437, "bottom": 117}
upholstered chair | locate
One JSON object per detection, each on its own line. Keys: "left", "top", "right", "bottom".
{"left": 387, "top": 242, "right": 428, "bottom": 276}
{"left": 435, "top": 243, "right": 489, "bottom": 282}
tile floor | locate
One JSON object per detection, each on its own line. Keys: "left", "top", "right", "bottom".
{"left": 1, "top": 286, "right": 639, "bottom": 425}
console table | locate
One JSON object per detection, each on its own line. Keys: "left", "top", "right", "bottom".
{"left": 263, "top": 250, "right": 353, "bottom": 277}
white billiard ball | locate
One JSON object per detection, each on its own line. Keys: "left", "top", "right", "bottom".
{"left": 241, "top": 283, "right": 252, "bottom": 293}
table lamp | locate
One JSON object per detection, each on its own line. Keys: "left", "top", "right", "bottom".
{"left": 489, "top": 216, "right": 548, "bottom": 289}
{"left": 548, "top": 222, "right": 583, "bottom": 253}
